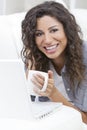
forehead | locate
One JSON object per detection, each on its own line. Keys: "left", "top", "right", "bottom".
{"left": 36, "top": 15, "right": 63, "bottom": 29}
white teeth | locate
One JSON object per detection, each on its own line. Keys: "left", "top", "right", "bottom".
{"left": 46, "top": 45, "right": 57, "bottom": 50}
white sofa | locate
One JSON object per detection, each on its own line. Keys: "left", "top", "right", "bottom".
{"left": 70, "top": 9, "right": 87, "bottom": 41}
{"left": 0, "top": 12, "right": 26, "bottom": 59}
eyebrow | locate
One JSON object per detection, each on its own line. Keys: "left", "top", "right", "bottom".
{"left": 48, "top": 25, "right": 58, "bottom": 30}
{"left": 35, "top": 25, "right": 58, "bottom": 32}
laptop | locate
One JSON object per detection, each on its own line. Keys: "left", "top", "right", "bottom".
{"left": 0, "top": 59, "right": 33, "bottom": 120}
{"left": 30, "top": 101, "right": 62, "bottom": 119}
{"left": 0, "top": 59, "right": 62, "bottom": 121}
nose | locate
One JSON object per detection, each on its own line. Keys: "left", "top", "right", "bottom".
{"left": 44, "top": 33, "right": 52, "bottom": 44}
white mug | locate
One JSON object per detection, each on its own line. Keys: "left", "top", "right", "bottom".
{"left": 27, "top": 70, "right": 48, "bottom": 96}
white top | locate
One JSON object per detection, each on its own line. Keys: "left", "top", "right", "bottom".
{"left": 50, "top": 63, "right": 70, "bottom": 101}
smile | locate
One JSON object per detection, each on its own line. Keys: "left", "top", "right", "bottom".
{"left": 45, "top": 44, "right": 58, "bottom": 50}
{"left": 44, "top": 44, "right": 59, "bottom": 53}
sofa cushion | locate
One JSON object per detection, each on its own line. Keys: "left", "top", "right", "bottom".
{"left": 0, "top": 12, "right": 26, "bottom": 59}
{"left": 0, "top": 16, "right": 18, "bottom": 59}
{"left": 70, "top": 9, "right": 87, "bottom": 41}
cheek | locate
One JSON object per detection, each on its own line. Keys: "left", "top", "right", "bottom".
{"left": 35, "top": 37, "right": 43, "bottom": 46}
{"left": 63, "top": 36, "right": 67, "bottom": 44}
{"left": 60, "top": 32, "right": 67, "bottom": 44}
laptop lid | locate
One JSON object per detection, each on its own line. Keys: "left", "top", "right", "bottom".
{"left": 0, "top": 59, "right": 33, "bottom": 120}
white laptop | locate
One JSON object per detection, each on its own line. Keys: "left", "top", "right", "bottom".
{"left": 30, "top": 101, "right": 62, "bottom": 119}
{"left": 0, "top": 59, "right": 33, "bottom": 120}
{"left": 0, "top": 59, "right": 62, "bottom": 121}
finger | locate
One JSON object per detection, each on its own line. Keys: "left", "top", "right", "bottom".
{"left": 32, "top": 74, "right": 45, "bottom": 87}
{"left": 48, "top": 78, "right": 54, "bottom": 85}
{"left": 31, "top": 78, "right": 43, "bottom": 89}
{"left": 48, "top": 70, "right": 54, "bottom": 79}
{"left": 33, "top": 87, "right": 47, "bottom": 96}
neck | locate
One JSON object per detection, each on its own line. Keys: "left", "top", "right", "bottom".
{"left": 52, "top": 56, "right": 65, "bottom": 75}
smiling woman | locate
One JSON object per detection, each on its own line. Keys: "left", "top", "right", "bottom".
{"left": 21, "top": 1, "right": 87, "bottom": 124}
{"left": 35, "top": 16, "right": 67, "bottom": 59}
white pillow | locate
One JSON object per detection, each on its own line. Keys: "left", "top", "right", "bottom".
{"left": 0, "top": 12, "right": 26, "bottom": 59}
{"left": 6, "top": 12, "right": 26, "bottom": 58}
{"left": 70, "top": 9, "right": 87, "bottom": 41}
{"left": 0, "top": 16, "right": 18, "bottom": 59}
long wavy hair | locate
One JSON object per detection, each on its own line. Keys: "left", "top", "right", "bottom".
{"left": 21, "top": 1, "right": 85, "bottom": 88}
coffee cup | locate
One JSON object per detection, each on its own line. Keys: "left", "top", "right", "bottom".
{"left": 27, "top": 70, "right": 48, "bottom": 96}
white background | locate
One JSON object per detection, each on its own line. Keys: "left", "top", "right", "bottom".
{"left": 0, "top": 0, "right": 87, "bottom": 15}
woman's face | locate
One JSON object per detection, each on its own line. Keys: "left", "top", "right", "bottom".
{"left": 35, "top": 15, "right": 67, "bottom": 60}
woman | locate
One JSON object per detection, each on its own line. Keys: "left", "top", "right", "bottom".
{"left": 21, "top": 1, "right": 87, "bottom": 123}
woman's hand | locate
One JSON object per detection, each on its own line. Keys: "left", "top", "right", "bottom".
{"left": 31, "top": 70, "right": 56, "bottom": 98}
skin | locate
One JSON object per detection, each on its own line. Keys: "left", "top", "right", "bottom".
{"left": 35, "top": 16, "right": 67, "bottom": 62}
{"left": 31, "top": 15, "right": 87, "bottom": 124}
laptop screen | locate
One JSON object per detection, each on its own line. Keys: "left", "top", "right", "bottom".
{"left": 0, "top": 59, "right": 33, "bottom": 120}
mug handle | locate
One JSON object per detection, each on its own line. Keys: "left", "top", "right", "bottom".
{"left": 40, "top": 76, "right": 48, "bottom": 92}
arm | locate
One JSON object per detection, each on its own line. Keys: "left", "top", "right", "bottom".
{"left": 34, "top": 70, "right": 87, "bottom": 124}
{"left": 49, "top": 86, "right": 87, "bottom": 124}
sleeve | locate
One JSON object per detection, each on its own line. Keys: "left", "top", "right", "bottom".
{"left": 74, "top": 70, "right": 87, "bottom": 112}
{"left": 74, "top": 87, "right": 87, "bottom": 112}
{"left": 74, "top": 41, "right": 87, "bottom": 112}
{"left": 67, "top": 41, "right": 87, "bottom": 111}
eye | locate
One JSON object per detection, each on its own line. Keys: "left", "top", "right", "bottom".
{"left": 35, "top": 32, "right": 43, "bottom": 37}
{"left": 50, "top": 28, "right": 59, "bottom": 33}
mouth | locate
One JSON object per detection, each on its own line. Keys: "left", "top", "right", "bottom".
{"left": 44, "top": 44, "right": 59, "bottom": 53}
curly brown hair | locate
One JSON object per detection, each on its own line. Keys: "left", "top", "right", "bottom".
{"left": 21, "top": 1, "right": 85, "bottom": 88}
